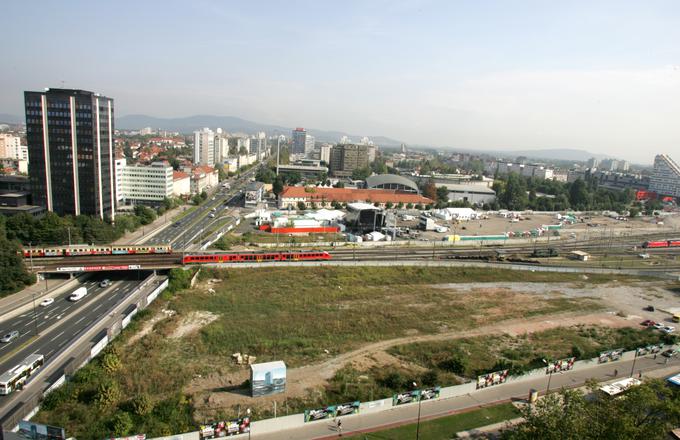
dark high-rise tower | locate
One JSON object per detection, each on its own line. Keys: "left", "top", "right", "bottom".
{"left": 24, "top": 88, "right": 116, "bottom": 219}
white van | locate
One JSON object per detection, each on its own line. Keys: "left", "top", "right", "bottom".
{"left": 69, "top": 287, "right": 88, "bottom": 301}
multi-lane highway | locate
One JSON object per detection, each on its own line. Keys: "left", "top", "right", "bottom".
{"left": 0, "top": 272, "right": 152, "bottom": 402}
{"left": 148, "top": 166, "right": 258, "bottom": 248}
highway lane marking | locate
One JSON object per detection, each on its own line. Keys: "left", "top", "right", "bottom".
{"left": 23, "top": 320, "right": 34, "bottom": 328}
{"left": 92, "top": 303, "right": 104, "bottom": 312}
{"left": 74, "top": 316, "right": 86, "bottom": 325}
{"left": 50, "top": 331, "right": 65, "bottom": 342}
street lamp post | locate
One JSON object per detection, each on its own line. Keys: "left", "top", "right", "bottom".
{"left": 31, "top": 292, "right": 38, "bottom": 336}
{"left": 542, "top": 359, "right": 553, "bottom": 394}
{"left": 630, "top": 350, "right": 639, "bottom": 377}
{"left": 246, "top": 408, "right": 252, "bottom": 440}
{"left": 413, "top": 381, "right": 422, "bottom": 440}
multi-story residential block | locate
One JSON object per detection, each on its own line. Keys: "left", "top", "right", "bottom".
{"left": 193, "top": 127, "right": 215, "bottom": 166}
{"left": 0, "top": 134, "right": 28, "bottom": 161}
{"left": 319, "top": 144, "right": 331, "bottom": 164}
{"left": 114, "top": 158, "right": 126, "bottom": 203}
{"left": 329, "top": 144, "right": 370, "bottom": 177}
{"left": 24, "top": 88, "right": 116, "bottom": 219}
{"left": 292, "top": 128, "right": 307, "bottom": 155}
{"left": 650, "top": 154, "right": 680, "bottom": 198}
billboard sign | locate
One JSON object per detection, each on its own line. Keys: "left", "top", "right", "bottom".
{"left": 598, "top": 348, "right": 625, "bottom": 363}
{"left": 392, "top": 390, "right": 420, "bottom": 406}
{"left": 17, "top": 421, "right": 66, "bottom": 440}
{"left": 546, "top": 357, "right": 575, "bottom": 374}
{"left": 304, "top": 401, "right": 360, "bottom": 422}
{"left": 637, "top": 344, "right": 664, "bottom": 356}
{"left": 250, "top": 361, "right": 286, "bottom": 397}
{"left": 304, "top": 405, "right": 335, "bottom": 422}
{"left": 419, "top": 386, "right": 441, "bottom": 401}
{"left": 198, "top": 417, "right": 250, "bottom": 439}
{"left": 476, "top": 370, "right": 509, "bottom": 389}
{"left": 334, "top": 401, "right": 360, "bottom": 417}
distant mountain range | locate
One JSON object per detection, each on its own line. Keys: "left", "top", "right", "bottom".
{"left": 0, "top": 112, "right": 621, "bottom": 164}
{"left": 116, "top": 114, "right": 404, "bottom": 147}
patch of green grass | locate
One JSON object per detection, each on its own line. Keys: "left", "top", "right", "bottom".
{"left": 344, "top": 402, "right": 520, "bottom": 440}
{"left": 171, "top": 205, "right": 198, "bottom": 222}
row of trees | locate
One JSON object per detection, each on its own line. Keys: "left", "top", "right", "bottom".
{"left": 0, "top": 215, "right": 35, "bottom": 297}
{"left": 493, "top": 173, "right": 637, "bottom": 212}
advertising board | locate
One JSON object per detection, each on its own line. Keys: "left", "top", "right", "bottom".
{"left": 476, "top": 370, "right": 509, "bottom": 389}
{"left": 17, "top": 421, "right": 66, "bottom": 440}
{"left": 250, "top": 361, "right": 286, "bottom": 397}
{"left": 304, "top": 401, "right": 360, "bottom": 422}
{"left": 598, "top": 348, "right": 624, "bottom": 363}
{"left": 546, "top": 357, "right": 575, "bottom": 374}
{"left": 392, "top": 390, "right": 420, "bottom": 406}
{"left": 198, "top": 418, "right": 250, "bottom": 438}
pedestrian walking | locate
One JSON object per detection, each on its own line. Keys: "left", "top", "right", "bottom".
{"left": 614, "top": 369, "right": 618, "bottom": 377}
{"left": 638, "top": 371, "right": 642, "bottom": 379}
{"left": 654, "top": 353, "right": 657, "bottom": 360}
{"left": 337, "top": 419, "right": 342, "bottom": 437}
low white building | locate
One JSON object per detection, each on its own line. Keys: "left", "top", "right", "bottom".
{"left": 173, "top": 170, "right": 191, "bottom": 197}
{"left": 440, "top": 184, "right": 496, "bottom": 205}
{"left": 119, "top": 162, "right": 173, "bottom": 205}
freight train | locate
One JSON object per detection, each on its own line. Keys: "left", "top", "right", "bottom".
{"left": 22, "top": 244, "right": 172, "bottom": 258}
{"left": 182, "top": 251, "right": 331, "bottom": 264}
{"left": 642, "top": 240, "right": 680, "bottom": 249}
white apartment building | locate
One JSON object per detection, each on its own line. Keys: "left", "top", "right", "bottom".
{"left": 120, "top": 162, "right": 173, "bottom": 204}
{"left": 193, "top": 127, "right": 215, "bottom": 166}
{"left": 0, "top": 134, "right": 28, "bottom": 161}
{"left": 319, "top": 144, "right": 331, "bottom": 164}
{"left": 114, "top": 158, "right": 126, "bottom": 203}
{"left": 650, "top": 154, "right": 680, "bottom": 198}
{"left": 304, "top": 135, "right": 315, "bottom": 156}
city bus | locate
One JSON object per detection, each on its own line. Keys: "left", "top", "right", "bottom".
{"left": 0, "top": 354, "right": 45, "bottom": 395}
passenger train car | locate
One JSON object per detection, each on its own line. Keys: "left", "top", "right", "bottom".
{"left": 22, "top": 244, "right": 172, "bottom": 258}
{"left": 642, "top": 240, "right": 680, "bottom": 248}
{"left": 182, "top": 251, "right": 331, "bottom": 264}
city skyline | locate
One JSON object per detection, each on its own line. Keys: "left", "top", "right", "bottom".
{"left": 2, "top": 1, "right": 679, "bottom": 164}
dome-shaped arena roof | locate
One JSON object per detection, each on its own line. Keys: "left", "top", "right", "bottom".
{"left": 365, "top": 174, "right": 419, "bottom": 193}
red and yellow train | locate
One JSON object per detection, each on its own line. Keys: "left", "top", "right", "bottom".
{"left": 642, "top": 240, "right": 680, "bottom": 248}
{"left": 182, "top": 251, "right": 331, "bottom": 264}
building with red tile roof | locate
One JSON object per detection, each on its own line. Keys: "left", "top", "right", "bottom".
{"left": 278, "top": 186, "right": 433, "bottom": 209}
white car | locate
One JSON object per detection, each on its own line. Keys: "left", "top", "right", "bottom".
{"left": 654, "top": 322, "right": 665, "bottom": 330}
{"left": 662, "top": 326, "right": 676, "bottom": 334}
{"left": 39, "top": 298, "right": 54, "bottom": 307}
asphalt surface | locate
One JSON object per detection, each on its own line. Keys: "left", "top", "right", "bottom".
{"left": 148, "top": 166, "right": 258, "bottom": 249}
{"left": 0, "top": 272, "right": 151, "bottom": 403}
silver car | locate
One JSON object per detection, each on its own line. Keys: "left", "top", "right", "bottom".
{"left": 1, "top": 331, "right": 20, "bottom": 343}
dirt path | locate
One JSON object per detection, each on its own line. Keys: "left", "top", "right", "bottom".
{"left": 190, "top": 309, "right": 635, "bottom": 411}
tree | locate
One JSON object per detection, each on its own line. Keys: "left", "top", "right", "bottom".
{"left": 0, "top": 216, "right": 35, "bottom": 297}
{"left": 569, "top": 178, "right": 590, "bottom": 210}
{"left": 423, "top": 180, "right": 437, "bottom": 201}
{"left": 102, "top": 352, "right": 121, "bottom": 373}
{"left": 351, "top": 166, "right": 371, "bottom": 181}
{"left": 109, "top": 411, "right": 133, "bottom": 436}
{"left": 499, "top": 173, "right": 528, "bottom": 210}
{"left": 297, "top": 201, "right": 306, "bottom": 211}
{"left": 238, "top": 146, "right": 248, "bottom": 156}
{"left": 131, "top": 393, "right": 153, "bottom": 416}
{"left": 272, "top": 176, "right": 284, "bottom": 197}
{"left": 436, "top": 186, "right": 449, "bottom": 204}
{"left": 502, "top": 380, "right": 680, "bottom": 440}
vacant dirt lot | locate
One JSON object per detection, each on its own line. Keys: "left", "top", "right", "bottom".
{"left": 187, "top": 277, "right": 674, "bottom": 419}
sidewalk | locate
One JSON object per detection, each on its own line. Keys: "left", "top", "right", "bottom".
{"left": 253, "top": 356, "right": 680, "bottom": 439}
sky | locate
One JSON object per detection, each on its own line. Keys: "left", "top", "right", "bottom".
{"left": 2, "top": 0, "right": 680, "bottom": 164}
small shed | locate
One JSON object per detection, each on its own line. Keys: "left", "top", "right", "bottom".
{"left": 250, "top": 361, "right": 286, "bottom": 397}
{"left": 570, "top": 250, "right": 591, "bottom": 261}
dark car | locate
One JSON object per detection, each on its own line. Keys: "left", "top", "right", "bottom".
{"left": 173, "top": 222, "right": 181, "bottom": 227}
{"left": 645, "top": 305, "right": 655, "bottom": 312}
{"left": 662, "top": 349, "right": 677, "bottom": 358}
{"left": 641, "top": 319, "right": 657, "bottom": 327}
